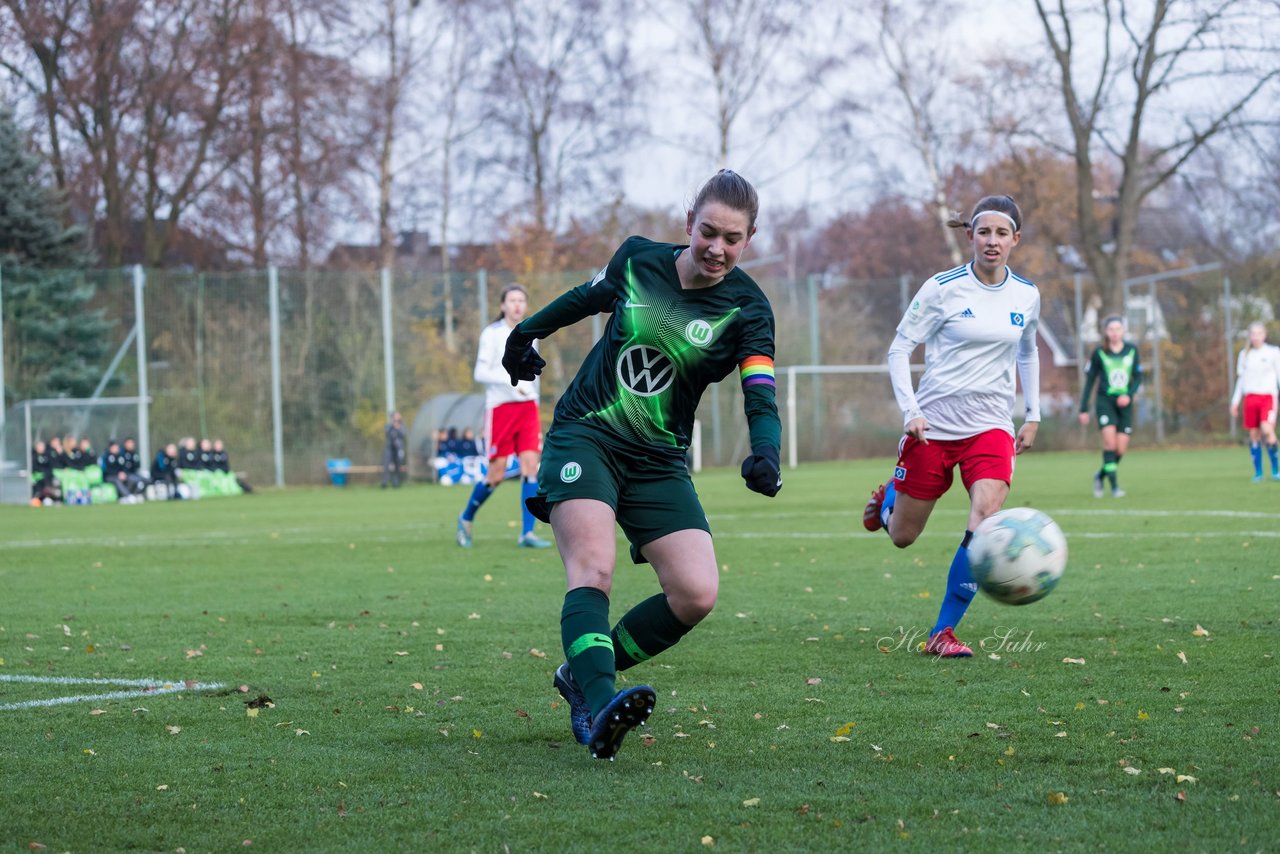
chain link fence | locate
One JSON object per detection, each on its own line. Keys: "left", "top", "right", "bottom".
{"left": 1, "top": 260, "right": 1265, "bottom": 498}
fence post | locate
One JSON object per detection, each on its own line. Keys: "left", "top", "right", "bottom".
{"left": 132, "top": 265, "right": 151, "bottom": 470}
{"left": 1223, "top": 275, "right": 1236, "bottom": 441}
{"left": 268, "top": 266, "right": 284, "bottom": 487}
{"left": 476, "top": 268, "right": 488, "bottom": 333}
{"left": 0, "top": 266, "right": 5, "bottom": 472}
{"left": 786, "top": 366, "right": 797, "bottom": 469}
{"left": 381, "top": 267, "right": 396, "bottom": 416}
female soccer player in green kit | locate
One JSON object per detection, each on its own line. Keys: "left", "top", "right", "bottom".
{"left": 1078, "top": 315, "right": 1143, "bottom": 497}
{"left": 501, "top": 170, "right": 783, "bottom": 760}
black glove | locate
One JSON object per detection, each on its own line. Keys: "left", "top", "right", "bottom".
{"left": 501, "top": 328, "right": 546, "bottom": 386}
{"left": 740, "top": 445, "right": 782, "bottom": 497}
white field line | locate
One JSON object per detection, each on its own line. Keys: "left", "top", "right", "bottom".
{"left": 716, "top": 529, "right": 1280, "bottom": 539}
{"left": 0, "top": 674, "right": 225, "bottom": 712}
{"left": 4, "top": 507, "right": 1279, "bottom": 549}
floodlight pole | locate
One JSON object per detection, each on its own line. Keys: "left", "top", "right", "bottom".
{"left": 132, "top": 265, "right": 151, "bottom": 470}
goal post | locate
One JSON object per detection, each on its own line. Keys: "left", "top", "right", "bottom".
{"left": 0, "top": 396, "right": 150, "bottom": 504}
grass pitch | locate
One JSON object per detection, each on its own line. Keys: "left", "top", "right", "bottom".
{"left": 1, "top": 446, "right": 1277, "bottom": 852}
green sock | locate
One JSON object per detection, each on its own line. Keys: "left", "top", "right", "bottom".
{"left": 1103, "top": 451, "right": 1118, "bottom": 490}
{"left": 560, "top": 587, "right": 616, "bottom": 716}
{"left": 611, "top": 594, "right": 694, "bottom": 671}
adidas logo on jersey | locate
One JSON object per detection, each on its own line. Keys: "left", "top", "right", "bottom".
{"left": 959, "top": 307, "right": 975, "bottom": 318}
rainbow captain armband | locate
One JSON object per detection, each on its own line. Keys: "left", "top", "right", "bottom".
{"left": 739, "top": 355, "right": 776, "bottom": 391}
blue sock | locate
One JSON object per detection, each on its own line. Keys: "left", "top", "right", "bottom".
{"left": 1268, "top": 444, "right": 1279, "bottom": 475}
{"left": 1250, "top": 443, "right": 1262, "bottom": 476}
{"left": 461, "top": 482, "right": 494, "bottom": 522}
{"left": 879, "top": 481, "right": 897, "bottom": 531}
{"left": 933, "top": 532, "right": 977, "bottom": 635}
{"left": 520, "top": 478, "right": 538, "bottom": 536}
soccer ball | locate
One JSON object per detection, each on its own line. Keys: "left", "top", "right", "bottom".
{"left": 969, "top": 507, "right": 1067, "bottom": 605}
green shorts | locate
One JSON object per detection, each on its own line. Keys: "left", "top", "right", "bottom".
{"left": 531, "top": 421, "right": 710, "bottom": 564}
{"left": 1095, "top": 396, "right": 1133, "bottom": 434}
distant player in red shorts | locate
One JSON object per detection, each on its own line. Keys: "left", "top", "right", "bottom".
{"left": 456, "top": 283, "right": 552, "bottom": 548}
{"left": 1229, "top": 321, "right": 1280, "bottom": 482}
{"left": 862, "top": 195, "right": 1042, "bottom": 657}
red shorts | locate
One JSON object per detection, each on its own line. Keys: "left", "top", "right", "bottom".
{"left": 486, "top": 400, "right": 542, "bottom": 460}
{"left": 1242, "top": 393, "right": 1275, "bottom": 430}
{"left": 892, "top": 429, "right": 1015, "bottom": 501}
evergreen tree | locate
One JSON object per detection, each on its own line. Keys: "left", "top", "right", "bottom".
{"left": 0, "top": 106, "right": 113, "bottom": 405}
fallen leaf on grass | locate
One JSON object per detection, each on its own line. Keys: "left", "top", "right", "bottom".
{"left": 742, "top": 798, "right": 760, "bottom": 807}
{"left": 1123, "top": 767, "right": 1142, "bottom": 776}
{"left": 1192, "top": 625, "right": 1210, "bottom": 637}
{"left": 1176, "top": 775, "right": 1197, "bottom": 784}
{"left": 1137, "top": 710, "right": 1150, "bottom": 721}
{"left": 829, "top": 736, "right": 851, "bottom": 743}
{"left": 1157, "top": 768, "right": 1176, "bottom": 775}
{"left": 1176, "top": 651, "right": 1188, "bottom": 664}
{"left": 412, "top": 683, "right": 423, "bottom": 690}
{"left": 156, "top": 784, "right": 169, "bottom": 790}
{"left": 532, "top": 791, "right": 548, "bottom": 800}
{"left": 1175, "top": 791, "right": 1186, "bottom": 803}
{"left": 835, "top": 722, "right": 856, "bottom": 737}
{"left": 1062, "top": 658, "right": 1086, "bottom": 665}
{"left": 701, "top": 836, "right": 715, "bottom": 847}
{"left": 166, "top": 725, "right": 181, "bottom": 735}
{"left": 1046, "top": 791, "right": 1069, "bottom": 805}
{"left": 337, "top": 801, "right": 347, "bottom": 817}
{"left": 529, "top": 649, "right": 547, "bottom": 659}
{"left": 90, "top": 709, "right": 106, "bottom": 716}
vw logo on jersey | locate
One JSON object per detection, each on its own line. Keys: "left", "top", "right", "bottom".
{"left": 617, "top": 345, "right": 675, "bottom": 396}
{"left": 685, "top": 319, "right": 714, "bottom": 348}
{"left": 1109, "top": 369, "right": 1128, "bottom": 387}
{"left": 560, "top": 462, "right": 582, "bottom": 483}
{"left": 1010, "top": 312, "right": 1025, "bottom": 327}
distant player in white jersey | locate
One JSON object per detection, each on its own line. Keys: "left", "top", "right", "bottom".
{"left": 1229, "top": 321, "right": 1280, "bottom": 482}
{"left": 456, "top": 284, "right": 552, "bottom": 548}
{"left": 863, "top": 194, "right": 1042, "bottom": 657}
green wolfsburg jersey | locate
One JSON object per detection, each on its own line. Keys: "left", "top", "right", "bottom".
{"left": 520, "top": 236, "right": 776, "bottom": 457}
{"left": 1080, "top": 341, "right": 1143, "bottom": 408}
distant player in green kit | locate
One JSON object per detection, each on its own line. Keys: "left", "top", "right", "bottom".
{"left": 1078, "top": 315, "right": 1143, "bottom": 497}
{"left": 500, "top": 170, "right": 782, "bottom": 760}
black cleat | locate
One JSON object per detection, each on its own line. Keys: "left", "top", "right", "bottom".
{"left": 586, "top": 685, "right": 656, "bottom": 761}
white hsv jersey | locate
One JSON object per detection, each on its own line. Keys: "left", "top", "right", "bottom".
{"left": 890, "top": 263, "right": 1041, "bottom": 440}
{"left": 474, "top": 319, "right": 540, "bottom": 409}
{"left": 1231, "top": 343, "right": 1280, "bottom": 404}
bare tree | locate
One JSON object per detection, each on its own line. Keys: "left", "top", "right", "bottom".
{"left": 481, "top": 0, "right": 639, "bottom": 238}
{"left": 1031, "top": 0, "right": 1280, "bottom": 313}
{"left": 867, "top": 0, "right": 970, "bottom": 266}
{"left": 646, "top": 0, "right": 833, "bottom": 188}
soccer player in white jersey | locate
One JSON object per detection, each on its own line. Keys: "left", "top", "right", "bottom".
{"left": 456, "top": 283, "right": 552, "bottom": 548}
{"left": 863, "top": 194, "right": 1042, "bottom": 657}
{"left": 1229, "top": 321, "right": 1280, "bottom": 482}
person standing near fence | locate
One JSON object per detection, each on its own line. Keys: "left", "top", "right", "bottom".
{"left": 1229, "top": 320, "right": 1280, "bottom": 482}
{"left": 862, "top": 194, "right": 1041, "bottom": 658}
{"left": 501, "top": 169, "right": 782, "bottom": 760}
{"left": 1078, "top": 315, "right": 1143, "bottom": 497}
{"left": 456, "top": 284, "right": 552, "bottom": 549}
{"left": 381, "top": 411, "right": 407, "bottom": 488}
